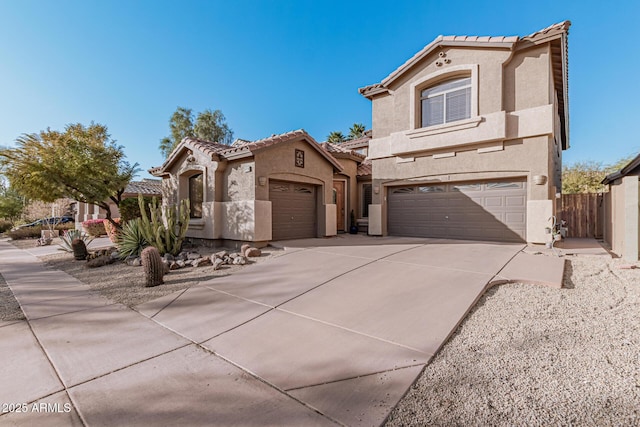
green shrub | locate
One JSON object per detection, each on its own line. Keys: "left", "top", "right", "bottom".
{"left": 82, "top": 219, "right": 107, "bottom": 237}
{"left": 0, "top": 220, "right": 12, "bottom": 233}
{"left": 8, "top": 226, "right": 42, "bottom": 240}
{"left": 58, "top": 229, "right": 95, "bottom": 252}
{"left": 119, "top": 196, "right": 154, "bottom": 223}
{"left": 117, "top": 218, "right": 149, "bottom": 259}
{"left": 7, "top": 223, "right": 75, "bottom": 240}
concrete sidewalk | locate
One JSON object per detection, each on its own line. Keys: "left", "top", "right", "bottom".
{"left": 0, "top": 236, "right": 565, "bottom": 426}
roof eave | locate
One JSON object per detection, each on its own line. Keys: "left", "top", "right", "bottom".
{"left": 602, "top": 153, "right": 640, "bottom": 185}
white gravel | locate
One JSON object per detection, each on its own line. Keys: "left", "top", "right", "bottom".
{"left": 386, "top": 255, "right": 640, "bottom": 426}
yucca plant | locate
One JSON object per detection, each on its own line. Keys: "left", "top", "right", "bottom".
{"left": 117, "top": 218, "right": 149, "bottom": 259}
{"left": 58, "top": 229, "right": 95, "bottom": 252}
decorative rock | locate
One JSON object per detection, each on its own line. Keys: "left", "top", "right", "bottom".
{"left": 127, "top": 257, "right": 141, "bottom": 267}
{"left": 164, "top": 253, "right": 175, "bottom": 262}
{"left": 245, "top": 247, "right": 262, "bottom": 258}
{"left": 176, "top": 260, "right": 186, "bottom": 268}
{"left": 177, "top": 252, "right": 189, "bottom": 261}
{"left": 233, "top": 256, "right": 247, "bottom": 265}
{"left": 110, "top": 251, "right": 120, "bottom": 260}
{"left": 212, "top": 258, "right": 225, "bottom": 270}
{"left": 192, "top": 257, "right": 211, "bottom": 268}
{"left": 215, "top": 250, "right": 228, "bottom": 258}
{"left": 169, "top": 261, "right": 180, "bottom": 270}
{"left": 223, "top": 256, "right": 232, "bottom": 264}
{"left": 241, "top": 244, "right": 251, "bottom": 255}
{"left": 187, "top": 252, "right": 201, "bottom": 260}
{"left": 229, "top": 252, "right": 239, "bottom": 259}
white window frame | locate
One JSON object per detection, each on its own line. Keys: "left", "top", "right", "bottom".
{"left": 409, "top": 64, "right": 479, "bottom": 130}
{"left": 420, "top": 77, "right": 471, "bottom": 127}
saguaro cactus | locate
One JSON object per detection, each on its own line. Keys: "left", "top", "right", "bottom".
{"left": 141, "top": 246, "right": 164, "bottom": 287}
{"left": 71, "top": 238, "right": 88, "bottom": 261}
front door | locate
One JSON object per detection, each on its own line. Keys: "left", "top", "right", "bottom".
{"left": 333, "top": 181, "right": 345, "bottom": 232}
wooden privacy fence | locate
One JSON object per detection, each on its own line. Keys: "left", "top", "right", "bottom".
{"left": 559, "top": 193, "right": 603, "bottom": 238}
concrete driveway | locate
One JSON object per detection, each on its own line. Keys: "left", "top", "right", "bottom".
{"left": 0, "top": 236, "right": 563, "bottom": 426}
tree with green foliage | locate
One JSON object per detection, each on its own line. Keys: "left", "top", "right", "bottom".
{"left": 159, "top": 106, "right": 234, "bottom": 157}
{"left": 348, "top": 123, "right": 366, "bottom": 140}
{"left": 327, "top": 123, "right": 367, "bottom": 144}
{"left": 327, "top": 131, "right": 346, "bottom": 143}
{"left": 562, "top": 154, "right": 635, "bottom": 194}
{"left": 0, "top": 123, "right": 138, "bottom": 228}
{"left": 0, "top": 184, "right": 24, "bottom": 226}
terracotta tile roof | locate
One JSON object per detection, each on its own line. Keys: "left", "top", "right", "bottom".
{"left": 357, "top": 160, "right": 372, "bottom": 177}
{"left": 151, "top": 129, "right": 344, "bottom": 175}
{"left": 359, "top": 21, "right": 570, "bottom": 98}
{"left": 341, "top": 134, "right": 371, "bottom": 150}
{"left": 321, "top": 142, "right": 366, "bottom": 161}
{"left": 124, "top": 179, "right": 162, "bottom": 196}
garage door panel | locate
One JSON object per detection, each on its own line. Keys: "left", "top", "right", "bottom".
{"left": 388, "top": 180, "right": 527, "bottom": 242}
{"left": 270, "top": 181, "right": 317, "bottom": 240}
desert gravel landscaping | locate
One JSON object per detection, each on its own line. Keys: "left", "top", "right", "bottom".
{"left": 3, "top": 237, "right": 284, "bottom": 308}
{"left": 386, "top": 255, "right": 640, "bottom": 426}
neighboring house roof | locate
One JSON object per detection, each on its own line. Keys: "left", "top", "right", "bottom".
{"left": 340, "top": 133, "right": 371, "bottom": 150}
{"left": 602, "top": 153, "right": 640, "bottom": 185}
{"left": 359, "top": 21, "right": 571, "bottom": 149}
{"left": 151, "top": 129, "right": 344, "bottom": 175}
{"left": 357, "top": 159, "right": 372, "bottom": 178}
{"left": 123, "top": 179, "right": 162, "bottom": 197}
{"left": 321, "top": 142, "right": 366, "bottom": 162}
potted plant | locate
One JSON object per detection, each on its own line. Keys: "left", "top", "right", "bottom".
{"left": 349, "top": 210, "right": 358, "bottom": 234}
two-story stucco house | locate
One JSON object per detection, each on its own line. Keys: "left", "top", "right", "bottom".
{"left": 150, "top": 21, "right": 570, "bottom": 246}
{"left": 359, "top": 21, "right": 570, "bottom": 243}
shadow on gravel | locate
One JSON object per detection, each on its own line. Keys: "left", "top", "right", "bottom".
{"left": 562, "top": 259, "right": 576, "bottom": 289}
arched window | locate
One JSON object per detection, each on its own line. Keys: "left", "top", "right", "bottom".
{"left": 420, "top": 77, "right": 471, "bottom": 127}
{"left": 189, "top": 173, "right": 203, "bottom": 218}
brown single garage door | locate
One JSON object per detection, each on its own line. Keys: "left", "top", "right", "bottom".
{"left": 270, "top": 180, "right": 317, "bottom": 240}
{"left": 388, "top": 180, "right": 527, "bottom": 242}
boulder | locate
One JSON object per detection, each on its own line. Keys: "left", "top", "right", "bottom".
{"left": 233, "top": 256, "right": 247, "bottom": 265}
{"left": 127, "top": 257, "right": 141, "bottom": 267}
{"left": 192, "top": 257, "right": 211, "bottom": 268}
{"left": 241, "top": 244, "right": 251, "bottom": 255}
{"left": 215, "top": 250, "right": 228, "bottom": 258}
{"left": 212, "top": 258, "right": 225, "bottom": 270}
{"left": 245, "top": 247, "right": 262, "bottom": 258}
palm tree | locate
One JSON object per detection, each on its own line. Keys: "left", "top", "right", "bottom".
{"left": 327, "top": 131, "right": 346, "bottom": 144}
{"left": 348, "top": 123, "right": 366, "bottom": 140}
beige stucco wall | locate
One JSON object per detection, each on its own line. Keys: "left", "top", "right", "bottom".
{"left": 605, "top": 176, "right": 640, "bottom": 261}
{"left": 365, "top": 41, "right": 560, "bottom": 243}
{"left": 254, "top": 139, "right": 337, "bottom": 237}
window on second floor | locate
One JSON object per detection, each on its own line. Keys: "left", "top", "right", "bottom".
{"left": 420, "top": 77, "right": 471, "bottom": 127}
{"left": 189, "top": 173, "right": 203, "bottom": 218}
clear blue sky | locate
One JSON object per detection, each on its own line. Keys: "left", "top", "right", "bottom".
{"left": 1, "top": 0, "right": 638, "bottom": 179}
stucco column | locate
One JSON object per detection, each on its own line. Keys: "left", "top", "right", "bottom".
{"left": 623, "top": 176, "right": 639, "bottom": 261}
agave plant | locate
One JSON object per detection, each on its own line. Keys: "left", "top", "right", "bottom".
{"left": 58, "top": 229, "right": 95, "bottom": 252}
{"left": 117, "top": 218, "right": 149, "bottom": 259}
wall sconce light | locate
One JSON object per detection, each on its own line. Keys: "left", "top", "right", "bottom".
{"left": 533, "top": 175, "right": 547, "bottom": 185}
{"left": 258, "top": 176, "right": 267, "bottom": 186}
{"left": 374, "top": 185, "right": 380, "bottom": 194}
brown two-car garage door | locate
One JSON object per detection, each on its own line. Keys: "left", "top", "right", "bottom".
{"left": 270, "top": 180, "right": 317, "bottom": 240}
{"left": 388, "top": 179, "right": 527, "bottom": 242}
